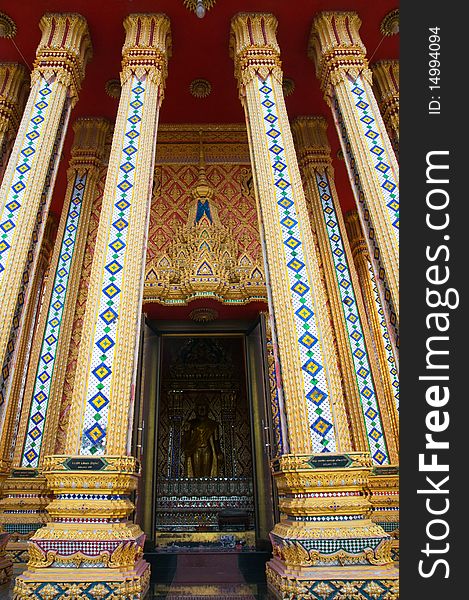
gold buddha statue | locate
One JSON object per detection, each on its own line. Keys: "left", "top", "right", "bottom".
{"left": 182, "top": 399, "right": 224, "bottom": 477}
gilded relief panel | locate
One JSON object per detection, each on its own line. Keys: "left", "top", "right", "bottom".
{"left": 147, "top": 164, "right": 261, "bottom": 264}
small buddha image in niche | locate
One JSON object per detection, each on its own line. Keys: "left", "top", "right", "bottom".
{"left": 182, "top": 398, "right": 224, "bottom": 477}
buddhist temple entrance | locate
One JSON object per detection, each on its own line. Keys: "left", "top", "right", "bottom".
{"left": 135, "top": 318, "right": 277, "bottom": 556}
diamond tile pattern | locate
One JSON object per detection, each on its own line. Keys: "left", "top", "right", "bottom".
{"left": 0, "top": 91, "right": 70, "bottom": 422}
{"left": 368, "top": 261, "right": 399, "bottom": 412}
{"left": 80, "top": 79, "right": 145, "bottom": 455}
{"left": 0, "top": 81, "right": 53, "bottom": 291}
{"left": 315, "top": 171, "right": 388, "bottom": 464}
{"left": 333, "top": 93, "right": 399, "bottom": 351}
{"left": 21, "top": 173, "right": 88, "bottom": 467}
{"left": 257, "top": 77, "right": 335, "bottom": 453}
{"left": 350, "top": 78, "right": 399, "bottom": 241}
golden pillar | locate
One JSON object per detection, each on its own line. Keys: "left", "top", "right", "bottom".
{"left": 0, "top": 14, "right": 92, "bottom": 459}
{"left": 0, "top": 119, "right": 110, "bottom": 566}
{"left": 292, "top": 115, "right": 398, "bottom": 465}
{"left": 0, "top": 215, "right": 56, "bottom": 581}
{"left": 371, "top": 60, "right": 399, "bottom": 154}
{"left": 345, "top": 209, "right": 400, "bottom": 559}
{"left": 309, "top": 12, "right": 399, "bottom": 366}
{"left": 14, "top": 14, "right": 171, "bottom": 599}
{"left": 230, "top": 13, "right": 397, "bottom": 599}
{"left": 0, "top": 63, "right": 29, "bottom": 183}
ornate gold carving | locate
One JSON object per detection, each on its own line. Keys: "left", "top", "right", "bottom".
{"left": 274, "top": 538, "right": 391, "bottom": 568}
{"left": 0, "top": 13, "right": 16, "bottom": 38}
{"left": 0, "top": 63, "right": 29, "bottom": 140}
{"left": 230, "top": 13, "right": 283, "bottom": 95}
{"left": 14, "top": 566, "right": 151, "bottom": 599}
{"left": 145, "top": 132, "right": 264, "bottom": 304}
{"left": 189, "top": 308, "right": 218, "bottom": 322}
{"left": 282, "top": 78, "right": 295, "bottom": 97}
{"left": 190, "top": 78, "right": 212, "bottom": 98}
{"left": 371, "top": 60, "right": 399, "bottom": 146}
{"left": 309, "top": 12, "right": 369, "bottom": 98}
{"left": 121, "top": 13, "right": 171, "bottom": 96}
{"left": 105, "top": 78, "right": 121, "bottom": 98}
{"left": 183, "top": 0, "right": 217, "bottom": 16}
{"left": 381, "top": 9, "right": 399, "bottom": 36}
{"left": 266, "top": 565, "right": 399, "bottom": 600}
{"left": 32, "top": 13, "right": 92, "bottom": 106}
{"left": 27, "top": 539, "right": 142, "bottom": 569}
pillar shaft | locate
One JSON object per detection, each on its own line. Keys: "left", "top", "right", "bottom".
{"left": 0, "top": 14, "right": 92, "bottom": 447}
{"left": 309, "top": 12, "right": 399, "bottom": 365}
{"left": 0, "top": 63, "right": 29, "bottom": 183}
{"left": 0, "top": 216, "right": 55, "bottom": 573}
{"left": 231, "top": 14, "right": 396, "bottom": 599}
{"left": 292, "top": 116, "right": 397, "bottom": 465}
{"left": 371, "top": 60, "right": 399, "bottom": 153}
{"left": 345, "top": 209, "right": 399, "bottom": 431}
{"left": 0, "top": 119, "right": 109, "bottom": 566}
{"left": 15, "top": 15, "right": 171, "bottom": 599}
{"left": 14, "top": 118, "right": 111, "bottom": 471}
{"left": 231, "top": 12, "right": 350, "bottom": 457}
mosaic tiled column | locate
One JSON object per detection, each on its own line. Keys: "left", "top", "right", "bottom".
{"left": 371, "top": 60, "right": 399, "bottom": 155}
{"left": 345, "top": 209, "right": 399, "bottom": 560}
{"left": 0, "top": 217, "right": 56, "bottom": 582}
{"left": 292, "top": 115, "right": 398, "bottom": 466}
{"left": 0, "top": 63, "right": 29, "bottom": 184}
{"left": 230, "top": 13, "right": 397, "bottom": 600}
{"left": 0, "top": 14, "right": 92, "bottom": 465}
{"left": 14, "top": 14, "right": 171, "bottom": 600}
{"left": 309, "top": 12, "right": 399, "bottom": 367}
{"left": 0, "top": 119, "right": 110, "bottom": 567}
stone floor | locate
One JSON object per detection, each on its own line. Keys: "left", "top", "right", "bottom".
{"left": 0, "top": 551, "right": 270, "bottom": 599}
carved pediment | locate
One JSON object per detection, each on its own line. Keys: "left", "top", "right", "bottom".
{"left": 144, "top": 134, "right": 266, "bottom": 305}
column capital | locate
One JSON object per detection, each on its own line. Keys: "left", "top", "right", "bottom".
{"left": 69, "top": 117, "right": 111, "bottom": 173}
{"left": 230, "top": 12, "right": 282, "bottom": 89}
{"left": 371, "top": 60, "right": 399, "bottom": 142}
{"left": 309, "top": 11, "right": 370, "bottom": 95}
{"left": 291, "top": 116, "right": 331, "bottom": 170}
{"left": 0, "top": 62, "right": 29, "bottom": 133}
{"left": 344, "top": 209, "right": 368, "bottom": 258}
{"left": 121, "top": 13, "right": 171, "bottom": 89}
{"left": 371, "top": 60, "right": 399, "bottom": 98}
{"left": 32, "top": 13, "right": 92, "bottom": 105}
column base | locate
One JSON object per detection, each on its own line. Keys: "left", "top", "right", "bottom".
{"left": 369, "top": 466, "right": 399, "bottom": 563}
{"left": 0, "top": 473, "right": 49, "bottom": 566}
{"left": 266, "top": 557, "right": 399, "bottom": 599}
{"left": 0, "top": 531, "right": 13, "bottom": 584}
{"left": 13, "top": 557, "right": 150, "bottom": 599}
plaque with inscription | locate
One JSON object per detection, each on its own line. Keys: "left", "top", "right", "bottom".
{"left": 307, "top": 455, "right": 352, "bottom": 469}
{"left": 373, "top": 466, "right": 399, "bottom": 476}
{"left": 11, "top": 468, "right": 38, "bottom": 478}
{"left": 64, "top": 457, "right": 107, "bottom": 471}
